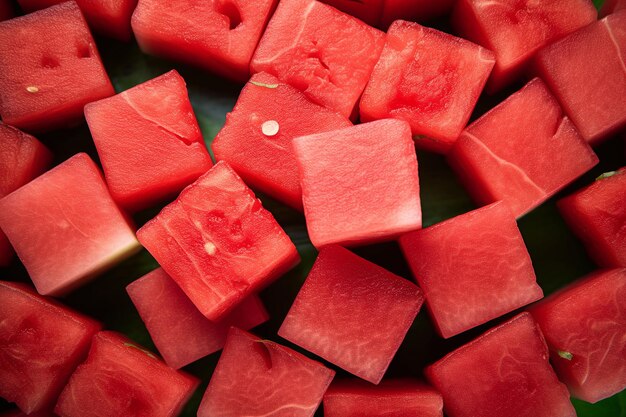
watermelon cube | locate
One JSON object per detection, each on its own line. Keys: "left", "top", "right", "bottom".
{"left": 126, "top": 267, "right": 269, "bottom": 369}
{"left": 55, "top": 331, "right": 198, "bottom": 417}
{"left": 137, "top": 161, "right": 299, "bottom": 321}
{"left": 197, "top": 327, "right": 334, "bottom": 417}
{"left": 132, "top": 0, "right": 277, "bottom": 81}
{"left": 453, "top": 0, "right": 597, "bottom": 92}
{"left": 529, "top": 269, "right": 626, "bottom": 403}
{"left": 535, "top": 11, "right": 626, "bottom": 144}
{"left": 86, "top": 70, "right": 213, "bottom": 212}
{"left": 251, "top": 0, "right": 385, "bottom": 118}
{"left": 0, "top": 2, "right": 114, "bottom": 132}
{"left": 380, "top": 0, "right": 455, "bottom": 28}
{"left": 399, "top": 202, "right": 543, "bottom": 338}
{"left": 293, "top": 119, "right": 422, "bottom": 248}
{"left": 601, "top": 0, "right": 626, "bottom": 16}
{"left": 0, "top": 153, "right": 140, "bottom": 296}
{"left": 212, "top": 72, "right": 351, "bottom": 210}
{"left": 0, "top": 123, "right": 52, "bottom": 266}
{"left": 426, "top": 313, "right": 576, "bottom": 417}
{"left": 279, "top": 245, "right": 424, "bottom": 384}
{"left": 323, "top": 379, "right": 443, "bottom": 417}
{"left": 318, "top": 0, "right": 383, "bottom": 26}
{"left": 0, "top": 281, "right": 101, "bottom": 414}
{"left": 360, "top": 20, "right": 495, "bottom": 153}
{"left": 447, "top": 78, "right": 598, "bottom": 218}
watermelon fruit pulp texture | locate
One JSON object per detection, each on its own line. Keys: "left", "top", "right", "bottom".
{"left": 360, "top": 20, "right": 495, "bottom": 153}
{"left": 251, "top": 0, "right": 385, "bottom": 118}
{"left": 399, "top": 202, "right": 543, "bottom": 338}
{"left": 126, "top": 267, "right": 269, "bottom": 369}
{"left": 137, "top": 161, "right": 299, "bottom": 322}
{"left": 279, "top": 246, "right": 424, "bottom": 384}
{"left": 198, "top": 327, "right": 335, "bottom": 417}
{"left": 132, "top": 0, "right": 277, "bottom": 81}
{"left": 55, "top": 331, "right": 198, "bottom": 417}
{"left": 318, "top": 0, "right": 384, "bottom": 26}
{"left": 0, "top": 281, "right": 101, "bottom": 414}
{"left": 86, "top": 70, "right": 213, "bottom": 212}
{"left": 294, "top": 119, "right": 422, "bottom": 248}
{"left": 0, "top": 153, "right": 141, "bottom": 296}
{"left": 448, "top": 77, "right": 598, "bottom": 218}
{"left": 601, "top": 0, "right": 626, "bottom": 16}
{"left": 212, "top": 72, "right": 351, "bottom": 210}
{"left": 0, "top": 2, "right": 114, "bottom": 132}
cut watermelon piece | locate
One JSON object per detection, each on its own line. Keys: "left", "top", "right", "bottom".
{"left": 453, "top": 0, "right": 596, "bottom": 92}
{"left": 426, "top": 313, "right": 575, "bottom": 417}
{"left": 601, "top": 0, "right": 626, "bottom": 16}
{"left": 380, "top": 0, "right": 455, "bottom": 28}
{"left": 0, "top": 123, "right": 52, "bottom": 266}
{"left": 535, "top": 11, "right": 626, "bottom": 144}
{"left": 132, "top": 0, "right": 277, "bottom": 81}
{"left": 399, "top": 202, "right": 543, "bottom": 338}
{"left": 0, "top": 2, "right": 114, "bottom": 132}
{"left": 0, "top": 281, "right": 101, "bottom": 414}
{"left": 197, "top": 327, "right": 334, "bottom": 417}
{"left": 251, "top": 0, "right": 385, "bottom": 118}
{"left": 293, "top": 119, "right": 421, "bottom": 248}
{"left": 558, "top": 168, "right": 626, "bottom": 267}
{"left": 212, "top": 72, "right": 351, "bottom": 210}
{"left": 360, "top": 20, "right": 495, "bottom": 153}
{"left": 126, "top": 267, "right": 269, "bottom": 369}
{"left": 0, "top": 0, "right": 13, "bottom": 21}
{"left": 137, "top": 161, "right": 299, "bottom": 321}
{"left": 279, "top": 246, "right": 424, "bottom": 384}
{"left": 318, "top": 0, "right": 384, "bottom": 26}
{"left": 0, "top": 411, "right": 55, "bottom": 417}
{"left": 0, "top": 153, "right": 140, "bottom": 296}
{"left": 323, "top": 379, "right": 443, "bottom": 417}
{"left": 55, "top": 331, "right": 198, "bottom": 417}
{"left": 447, "top": 78, "right": 598, "bottom": 218}
{"left": 86, "top": 70, "right": 213, "bottom": 212}
{"left": 529, "top": 269, "right": 626, "bottom": 403}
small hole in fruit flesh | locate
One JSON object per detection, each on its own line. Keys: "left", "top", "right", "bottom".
{"left": 41, "top": 56, "right": 60, "bottom": 69}
{"left": 217, "top": 1, "right": 242, "bottom": 30}
{"left": 76, "top": 43, "right": 91, "bottom": 58}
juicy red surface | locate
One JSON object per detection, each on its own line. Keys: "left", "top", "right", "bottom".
{"left": 318, "top": 0, "right": 384, "bottom": 26}
{"left": 447, "top": 78, "right": 598, "bottom": 218}
{"left": 126, "top": 267, "right": 269, "bottom": 369}
{"left": 399, "top": 202, "right": 543, "bottom": 338}
{"left": 198, "top": 327, "right": 334, "bottom": 417}
{"left": 535, "top": 11, "right": 626, "bottom": 144}
{"left": 381, "top": 0, "right": 455, "bottom": 28}
{"left": 0, "top": 153, "right": 140, "bottom": 296}
{"left": 251, "top": 0, "right": 385, "bottom": 118}
{"left": 360, "top": 20, "right": 494, "bottom": 153}
{"left": 0, "top": 281, "right": 101, "bottom": 414}
{"left": 426, "top": 313, "right": 575, "bottom": 417}
{"left": 0, "top": 0, "right": 13, "bottom": 21}
{"left": 0, "top": 2, "right": 114, "bottom": 132}
{"left": 137, "top": 161, "right": 299, "bottom": 321}
{"left": 293, "top": 119, "right": 422, "bottom": 248}
{"left": 55, "top": 331, "right": 198, "bottom": 417}
{"left": 212, "top": 72, "right": 351, "bottom": 210}
{"left": 132, "top": 0, "right": 277, "bottom": 81}
{"left": 279, "top": 246, "right": 424, "bottom": 384}
{"left": 601, "top": 0, "right": 626, "bottom": 16}
{"left": 86, "top": 70, "right": 213, "bottom": 212}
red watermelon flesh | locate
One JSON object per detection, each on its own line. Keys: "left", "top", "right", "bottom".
{"left": 360, "top": 20, "right": 495, "bottom": 154}
{"left": 197, "top": 327, "right": 334, "bottom": 417}
{"left": 279, "top": 246, "right": 424, "bottom": 384}
{"left": 399, "top": 202, "right": 543, "bottom": 338}
{"left": 137, "top": 161, "right": 299, "bottom": 322}
{"left": 426, "top": 313, "right": 575, "bottom": 417}
{"left": 0, "top": 153, "right": 140, "bottom": 296}
{"left": 126, "top": 267, "right": 269, "bottom": 369}
{"left": 447, "top": 78, "right": 598, "bottom": 218}
{"left": 0, "top": 411, "right": 56, "bottom": 417}
{"left": 0, "top": 2, "right": 114, "bottom": 132}
{"left": 212, "top": 72, "right": 351, "bottom": 210}
{"left": 293, "top": 119, "right": 421, "bottom": 248}
{"left": 55, "top": 331, "right": 198, "bottom": 417}
{"left": 318, "top": 0, "right": 384, "bottom": 26}
{"left": 0, "top": 281, "right": 101, "bottom": 414}
{"left": 0, "top": 0, "right": 13, "bottom": 21}
{"left": 86, "top": 70, "right": 213, "bottom": 212}
{"left": 251, "top": 0, "right": 385, "bottom": 118}
{"left": 453, "top": 0, "right": 597, "bottom": 92}
{"left": 132, "top": 0, "right": 277, "bottom": 81}
{"left": 601, "top": 0, "right": 626, "bottom": 16}
{"left": 535, "top": 10, "right": 626, "bottom": 145}
{"left": 529, "top": 268, "right": 626, "bottom": 403}
{"left": 380, "top": 0, "right": 455, "bottom": 28}
{"left": 323, "top": 379, "right": 443, "bottom": 417}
